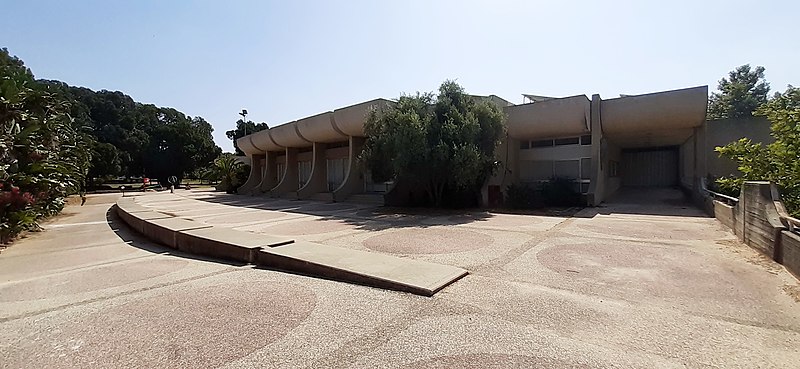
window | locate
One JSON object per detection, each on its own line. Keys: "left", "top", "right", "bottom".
{"left": 276, "top": 163, "right": 286, "bottom": 182}
{"left": 554, "top": 137, "right": 579, "bottom": 146}
{"left": 580, "top": 158, "right": 591, "bottom": 180}
{"left": 519, "top": 140, "right": 530, "bottom": 150}
{"left": 554, "top": 160, "right": 580, "bottom": 179}
{"left": 326, "top": 158, "right": 349, "bottom": 191}
{"left": 531, "top": 139, "right": 553, "bottom": 148}
{"left": 580, "top": 135, "right": 592, "bottom": 145}
{"left": 298, "top": 161, "right": 312, "bottom": 188}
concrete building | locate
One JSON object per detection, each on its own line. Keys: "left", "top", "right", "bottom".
{"left": 236, "top": 85, "right": 771, "bottom": 207}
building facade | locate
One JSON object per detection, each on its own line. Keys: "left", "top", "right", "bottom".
{"left": 236, "top": 85, "right": 769, "bottom": 206}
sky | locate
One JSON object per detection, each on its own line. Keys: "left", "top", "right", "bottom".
{"left": 2, "top": 0, "right": 798, "bottom": 152}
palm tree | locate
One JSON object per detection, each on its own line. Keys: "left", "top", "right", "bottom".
{"left": 209, "top": 154, "right": 243, "bottom": 193}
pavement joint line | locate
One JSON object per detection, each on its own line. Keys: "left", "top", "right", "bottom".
{"left": 0, "top": 267, "right": 240, "bottom": 323}
{"left": 45, "top": 220, "right": 111, "bottom": 228}
{"left": 0, "top": 252, "right": 167, "bottom": 287}
{"left": 304, "top": 300, "right": 429, "bottom": 368}
{"left": 0, "top": 239, "right": 133, "bottom": 259}
{"left": 474, "top": 217, "right": 575, "bottom": 273}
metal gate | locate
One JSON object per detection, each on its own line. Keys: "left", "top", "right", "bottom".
{"left": 621, "top": 147, "right": 678, "bottom": 187}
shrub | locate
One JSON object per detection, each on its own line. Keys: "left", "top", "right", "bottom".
{"left": 504, "top": 183, "right": 539, "bottom": 209}
{"left": 540, "top": 177, "right": 582, "bottom": 207}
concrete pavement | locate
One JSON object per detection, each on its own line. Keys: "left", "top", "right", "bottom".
{"left": 1, "top": 189, "right": 799, "bottom": 368}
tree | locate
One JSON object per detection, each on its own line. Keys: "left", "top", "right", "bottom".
{"left": 716, "top": 85, "right": 800, "bottom": 217}
{"left": 1, "top": 48, "right": 91, "bottom": 242}
{"left": 226, "top": 119, "right": 269, "bottom": 155}
{"left": 206, "top": 153, "right": 245, "bottom": 193}
{"left": 141, "top": 109, "right": 221, "bottom": 185}
{"left": 360, "top": 80, "right": 505, "bottom": 207}
{"left": 88, "top": 142, "right": 122, "bottom": 184}
{"left": 708, "top": 64, "right": 770, "bottom": 120}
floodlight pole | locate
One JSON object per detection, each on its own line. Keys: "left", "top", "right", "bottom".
{"left": 239, "top": 109, "right": 248, "bottom": 136}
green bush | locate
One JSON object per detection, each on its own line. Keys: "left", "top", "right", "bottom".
{"left": 540, "top": 177, "right": 582, "bottom": 207}
{"left": 1, "top": 48, "right": 90, "bottom": 243}
{"left": 504, "top": 183, "right": 539, "bottom": 209}
{"left": 715, "top": 86, "right": 800, "bottom": 217}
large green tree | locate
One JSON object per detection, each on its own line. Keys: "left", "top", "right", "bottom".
{"left": 226, "top": 119, "right": 269, "bottom": 155}
{"left": 716, "top": 85, "right": 800, "bottom": 217}
{"left": 360, "top": 80, "right": 505, "bottom": 207}
{"left": 708, "top": 64, "right": 770, "bottom": 120}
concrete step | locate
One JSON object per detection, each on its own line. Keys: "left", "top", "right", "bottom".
{"left": 347, "top": 193, "right": 385, "bottom": 206}
{"left": 258, "top": 242, "right": 467, "bottom": 296}
{"left": 115, "top": 196, "right": 467, "bottom": 296}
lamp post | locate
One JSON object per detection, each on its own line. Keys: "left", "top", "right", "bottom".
{"left": 239, "top": 109, "right": 248, "bottom": 136}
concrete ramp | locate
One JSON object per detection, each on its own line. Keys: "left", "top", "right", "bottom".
{"left": 259, "top": 242, "right": 468, "bottom": 296}
{"left": 114, "top": 197, "right": 468, "bottom": 296}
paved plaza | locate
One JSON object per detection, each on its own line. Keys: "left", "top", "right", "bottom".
{"left": 1, "top": 189, "right": 799, "bottom": 368}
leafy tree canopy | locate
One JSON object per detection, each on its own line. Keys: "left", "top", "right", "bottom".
{"left": 708, "top": 64, "right": 770, "bottom": 120}
{"left": 1, "top": 48, "right": 92, "bottom": 242}
{"left": 716, "top": 85, "right": 800, "bottom": 217}
{"left": 360, "top": 80, "right": 505, "bottom": 207}
{"left": 226, "top": 119, "right": 269, "bottom": 155}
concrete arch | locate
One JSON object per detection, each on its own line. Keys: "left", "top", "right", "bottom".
{"left": 332, "top": 136, "right": 366, "bottom": 201}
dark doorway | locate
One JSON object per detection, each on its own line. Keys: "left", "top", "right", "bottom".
{"left": 621, "top": 147, "right": 678, "bottom": 187}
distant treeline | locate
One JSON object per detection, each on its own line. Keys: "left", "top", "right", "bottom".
{"left": 1, "top": 47, "right": 221, "bottom": 242}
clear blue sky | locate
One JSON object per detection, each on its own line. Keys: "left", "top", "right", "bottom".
{"left": 3, "top": 0, "right": 797, "bottom": 152}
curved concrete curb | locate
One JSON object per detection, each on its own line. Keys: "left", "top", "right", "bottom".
{"left": 114, "top": 196, "right": 468, "bottom": 296}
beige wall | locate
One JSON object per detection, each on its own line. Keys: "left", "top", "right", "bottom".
{"left": 325, "top": 146, "right": 349, "bottom": 159}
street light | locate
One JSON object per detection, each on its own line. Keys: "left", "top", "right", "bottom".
{"left": 239, "top": 109, "right": 248, "bottom": 136}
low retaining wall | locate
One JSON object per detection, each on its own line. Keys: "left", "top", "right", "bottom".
{"left": 708, "top": 181, "right": 800, "bottom": 279}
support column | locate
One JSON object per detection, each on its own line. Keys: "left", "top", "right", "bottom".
{"left": 332, "top": 136, "right": 366, "bottom": 202}
{"left": 298, "top": 142, "right": 328, "bottom": 199}
{"left": 238, "top": 153, "right": 264, "bottom": 195}
{"left": 259, "top": 151, "right": 282, "bottom": 193}
{"left": 587, "top": 94, "right": 605, "bottom": 206}
{"left": 270, "top": 148, "right": 298, "bottom": 198}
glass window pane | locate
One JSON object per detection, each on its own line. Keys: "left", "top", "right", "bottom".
{"left": 554, "top": 137, "right": 579, "bottom": 146}
{"left": 554, "top": 160, "right": 579, "bottom": 179}
{"left": 580, "top": 158, "right": 591, "bottom": 179}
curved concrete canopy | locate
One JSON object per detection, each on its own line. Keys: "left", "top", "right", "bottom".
{"left": 270, "top": 121, "right": 312, "bottom": 148}
{"left": 505, "top": 95, "right": 590, "bottom": 139}
{"left": 236, "top": 135, "right": 262, "bottom": 155}
{"left": 296, "top": 112, "right": 347, "bottom": 143}
{"left": 249, "top": 129, "right": 284, "bottom": 152}
{"left": 333, "top": 99, "right": 394, "bottom": 137}
{"left": 601, "top": 86, "right": 708, "bottom": 134}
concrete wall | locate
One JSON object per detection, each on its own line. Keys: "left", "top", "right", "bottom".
{"left": 782, "top": 231, "right": 800, "bottom": 279}
{"left": 704, "top": 117, "right": 772, "bottom": 178}
{"left": 709, "top": 182, "right": 789, "bottom": 263}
